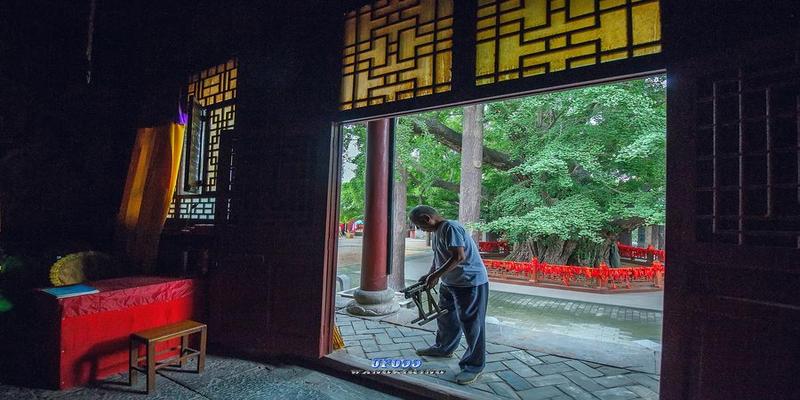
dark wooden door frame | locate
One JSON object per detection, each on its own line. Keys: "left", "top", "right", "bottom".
{"left": 322, "top": 72, "right": 667, "bottom": 359}
{"left": 661, "top": 33, "right": 800, "bottom": 400}
{"left": 323, "top": 0, "right": 665, "bottom": 373}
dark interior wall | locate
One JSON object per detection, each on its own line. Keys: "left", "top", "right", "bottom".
{"left": 0, "top": 0, "right": 176, "bottom": 259}
{"left": 209, "top": 1, "right": 343, "bottom": 356}
{"left": 1, "top": 0, "right": 108, "bottom": 258}
{"left": 0, "top": 0, "right": 240, "bottom": 267}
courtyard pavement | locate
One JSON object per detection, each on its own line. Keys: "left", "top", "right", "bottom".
{"left": 334, "top": 310, "right": 660, "bottom": 400}
{"left": 338, "top": 238, "right": 663, "bottom": 365}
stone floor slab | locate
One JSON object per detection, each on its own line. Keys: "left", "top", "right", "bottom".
{"left": 502, "top": 359, "right": 538, "bottom": 378}
{"left": 564, "top": 360, "right": 604, "bottom": 378}
{"left": 365, "top": 351, "right": 402, "bottom": 359}
{"left": 532, "top": 363, "right": 574, "bottom": 376}
{"left": 488, "top": 381, "right": 522, "bottom": 399}
{"left": 593, "top": 387, "right": 639, "bottom": 400}
{"left": 497, "top": 370, "right": 534, "bottom": 391}
{"left": 478, "top": 372, "right": 505, "bottom": 384}
{"left": 510, "top": 350, "right": 544, "bottom": 366}
{"left": 597, "top": 366, "right": 633, "bottom": 376}
{"left": 627, "top": 385, "right": 659, "bottom": 400}
{"left": 527, "top": 374, "right": 569, "bottom": 387}
{"left": 517, "top": 385, "right": 565, "bottom": 400}
{"left": 487, "top": 343, "right": 518, "bottom": 354}
{"left": 487, "top": 352, "right": 519, "bottom": 362}
{"left": 593, "top": 374, "right": 636, "bottom": 388}
{"left": 555, "top": 383, "right": 596, "bottom": 400}
{"left": 485, "top": 362, "right": 510, "bottom": 373}
{"left": 561, "top": 371, "right": 606, "bottom": 393}
{"left": 626, "top": 373, "right": 660, "bottom": 392}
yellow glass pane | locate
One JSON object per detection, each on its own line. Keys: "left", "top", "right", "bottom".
{"left": 476, "top": 0, "right": 661, "bottom": 85}
{"left": 600, "top": 0, "right": 626, "bottom": 10}
{"left": 340, "top": 0, "right": 453, "bottom": 110}
{"left": 632, "top": 1, "right": 661, "bottom": 45}
{"left": 633, "top": 44, "right": 661, "bottom": 56}
{"left": 569, "top": 0, "right": 595, "bottom": 18}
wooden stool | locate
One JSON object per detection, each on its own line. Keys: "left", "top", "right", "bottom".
{"left": 129, "top": 320, "right": 207, "bottom": 393}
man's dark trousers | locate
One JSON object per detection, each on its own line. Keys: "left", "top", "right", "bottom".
{"left": 432, "top": 282, "right": 488, "bottom": 373}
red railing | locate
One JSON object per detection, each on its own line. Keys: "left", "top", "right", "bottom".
{"left": 617, "top": 243, "right": 665, "bottom": 262}
{"left": 478, "top": 241, "right": 511, "bottom": 253}
{"left": 483, "top": 258, "right": 665, "bottom": 290}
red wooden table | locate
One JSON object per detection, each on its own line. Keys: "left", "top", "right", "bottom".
{"left": 35, "top": 276, "right": 202, "bottom": 390}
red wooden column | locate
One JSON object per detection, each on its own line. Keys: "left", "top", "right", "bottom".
{"left": 346, "top": 119, "right": 399, "bottom": 316}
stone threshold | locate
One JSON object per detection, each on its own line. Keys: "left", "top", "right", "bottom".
{"left": 321, "top": 350, "right": 505, "bottom": 400}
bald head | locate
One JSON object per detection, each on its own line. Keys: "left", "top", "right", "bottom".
{"left": 409, "top": 205, "right": 439, "bottom": 221}
{"left": 409, "top": 205, "right": 444, "bottom": 232}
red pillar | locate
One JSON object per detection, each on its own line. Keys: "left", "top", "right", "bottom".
{"left": 360, "top": 119, "right": 390, "bottom": 291}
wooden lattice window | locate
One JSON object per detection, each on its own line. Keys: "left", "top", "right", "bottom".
{"left": 168, "top": 59, "right": 238, "bottom": 221}
{"left": 340, "top": 0, "right": 454, "bottom": 110}
{"left": 476, "top": 0, "right": 661, "bottom": 85}
{"left": 695, "top": 53, "right": 800, "bottom": 247}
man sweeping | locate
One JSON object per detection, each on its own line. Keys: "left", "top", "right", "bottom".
{"left": 409, "top": 205, "right": 489, "bottom": 385}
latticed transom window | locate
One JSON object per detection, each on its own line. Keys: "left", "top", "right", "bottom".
{"left": 338, "top": 0, "right": 662, "bottom": 110}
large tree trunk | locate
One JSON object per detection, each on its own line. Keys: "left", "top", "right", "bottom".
{"left": 645, "top": 225, "right": 655, "bottom": 247}
{"left": 618, "top": 231, "right": 632, "bottom": 245}
{"left": 388, "top": 164, "right": 408, "bottom": 291}
{"left": 459, "top": 104, "right": 483, "bottom": 243}
{"left": 509, "top": 238, "right": 577, "bottom": 265}
{"left": 569, "top": 236, "right": 618, "bottom": 267}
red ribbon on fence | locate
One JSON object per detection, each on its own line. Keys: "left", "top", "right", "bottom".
{"left": 617, "top": 243, "right": 666, "bottom": 262}
{"left": 482, "top": 256, "right": 665, "bottom": 290}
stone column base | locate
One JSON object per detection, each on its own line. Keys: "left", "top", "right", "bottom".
{"left": 346, "top": 288, "right": 399, "bottom": 316}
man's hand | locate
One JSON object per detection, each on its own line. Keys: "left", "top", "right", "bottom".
{"left": 424, "top": 273, "right": 440, "bottom": 290}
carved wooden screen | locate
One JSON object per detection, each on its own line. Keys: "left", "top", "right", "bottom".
{"left": 168, "top": 59, "right": 238, "bottom": 221}
{"left": 476, "top": 0, "right": 661, "bottom": 85}
{"left": 694, "top": 53, "right": 800, "bottom": 247}
{"left": 339, "top": 0, "right": 454, "bottom": 110}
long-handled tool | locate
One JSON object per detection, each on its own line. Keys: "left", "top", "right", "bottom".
{"left": 400, "top": 281, "right": 448, "bottom": 326}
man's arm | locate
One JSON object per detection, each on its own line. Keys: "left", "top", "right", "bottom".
{"left": 424, "top": 246, "right": 465, "bottom": 289}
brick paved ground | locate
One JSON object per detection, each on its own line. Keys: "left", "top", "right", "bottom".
{"left": 336, "top": 312, "right": 660, "bottom": 400}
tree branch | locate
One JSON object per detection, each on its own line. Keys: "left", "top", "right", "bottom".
{"left": 407, "top": 166, "right": 490, "bottom": 200}
{"left": 411, "top": 118, "right": 521, "bottom": 171}
{"left": 610, "top": 217, "right": 647, "bottom": 232}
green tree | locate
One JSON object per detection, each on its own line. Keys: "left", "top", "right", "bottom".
{"left": 340, "top": 76, "right": 666, "bottom": 267}
{"left": 404, "top": 77, "right": 666, "bottom": 265}
{"left": 481, "top": 77, "right": 666, "bottom": 265}
{"left": 339, "top": 124, "right": 366, "bottom": 224}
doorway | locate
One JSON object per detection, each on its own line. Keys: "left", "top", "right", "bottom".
{"left": 329, "top": 75, "right": 666, "bottom": 400}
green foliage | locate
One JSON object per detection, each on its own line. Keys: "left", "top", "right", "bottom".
{"left": 339, "top": 124, "right": 366, "bottom": 223}
{"left": 341, "top": 115, "right": 463, "bottom": 222}
{"left": 485, "top": 195, "right": 606, "bottom": 243}
{"left": 397, "top": 115, "right": 461, "bottom": 218}
{"left": 481, "top": 76, "right": 666, "bottom": 247}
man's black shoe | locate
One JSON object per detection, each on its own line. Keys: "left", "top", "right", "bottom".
{"left": 415, "top": 347, "right": 454, "bottom": 357}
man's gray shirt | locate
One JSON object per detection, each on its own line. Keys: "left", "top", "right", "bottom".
{"left": 432, "top": 220, "right": 489, "bottom": 287}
